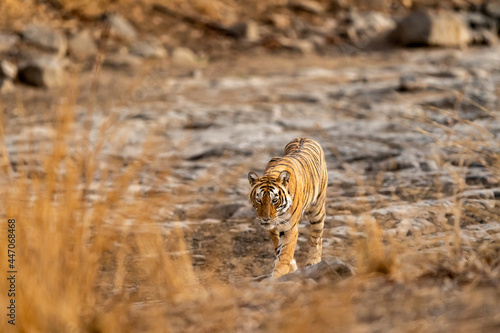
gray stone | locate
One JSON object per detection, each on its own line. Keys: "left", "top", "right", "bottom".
{"left": 345, "top": 11, "right": 395, "bottom": 42}
{"left": 17, "top": 56, "right": 64, "bottom": 88}
{"left": 106, "top": 13, "right": 137, "bottom": 42}
{"left": 207, "top": 203, "right": 245, "bottom": 220}
{"left": 231, "top": 206, "right": 256, "bottom": 219}
{"left": 171, "top": 47, "right": 197, "bottom": 67}
{"left": 103, "top": 53, "right": 142, "bottom": 71}
{"left": 130, "top": 38, "right": 167, "bottom": 58}
{"left": 229, "top": 20, "right": 260, "bottom": 42}
{"left": 0, "top": 31, "right": 19, "bottom": 52}
{"left": 68, "top": 30, "right": 98, "bottom": 60}
{"left": 485, "top": 2, "right": 500, "bottom": 19}
{"left": 464, "top": 12, "right": 498, "bottom": 45}
{"left": 458, "top": 69, "right": 498, "bottom": 119}
{"left": 0, "top": 60, "right": 17, "bottom": 80}
{"left": 398, "top": 74, "right": 428, "bottom": 91}
{"left": 280, "top": 92, "right": 326, "bottom": 103}
{"left": 22, "top": 24, "right": 67, "bottom": 56}
{"left": 393, "top": 11, "right": 471, "bottom": 47}
{"left": 289, "top": 1, "right": 325, "bottom": 15}
{"left": 279, "top": 257, "right": 355, "bottom": 282}
{"left": 470, "top": 29, "right": 498, "bottom": 45}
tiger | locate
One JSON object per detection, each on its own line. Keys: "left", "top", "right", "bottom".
{"left": 248, "top": 138, "right": 328, "bottom": 278}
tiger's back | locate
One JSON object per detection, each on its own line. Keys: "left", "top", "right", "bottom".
{"left": 263, "top": 138, "right": 327, "bottom": 222}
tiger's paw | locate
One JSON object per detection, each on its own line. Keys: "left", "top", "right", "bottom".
{"left": 289, "top": 259, "right": 298, "bottom": 272}
{"left": 305, "top": 257, "right": 321, "bottom": 267}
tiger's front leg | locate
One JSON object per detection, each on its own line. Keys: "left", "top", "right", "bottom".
{"left": 272, "top": 224, "right": 299, "bottom": 278}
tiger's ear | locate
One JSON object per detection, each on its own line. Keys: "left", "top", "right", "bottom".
{"left": 277, "top": 171, "right": 290, "bottom": 187}
{"left": 248, "top": 172, "right": 259, "bottom": 187}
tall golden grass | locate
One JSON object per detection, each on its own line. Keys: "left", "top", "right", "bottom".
{"left": 1, "top": 84, "right": 498, "bottom": 332}
{"left": 1, "top": 37, "right": 499, "bottom": 332}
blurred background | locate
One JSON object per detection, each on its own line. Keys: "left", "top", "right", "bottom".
{"left": 0, "top": 0, "right": 499, "bottom": 332}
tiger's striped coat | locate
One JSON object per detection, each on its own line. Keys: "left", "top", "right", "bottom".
{"left": 248, "top": 138, "right": 328, "bottom": 278}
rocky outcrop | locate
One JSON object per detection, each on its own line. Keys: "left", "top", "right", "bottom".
{"left": 393, "top": 11, "right": 471, "bottom": 47}
{"left": 17, "top": 56, "right": 64, "bottom": 88}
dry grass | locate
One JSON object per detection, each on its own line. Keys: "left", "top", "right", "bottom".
{"left": 0, "top": 77, "right": 498, "bottom": 332}
{"left": 0, "top": 1, "right": 499, "bottom": 329}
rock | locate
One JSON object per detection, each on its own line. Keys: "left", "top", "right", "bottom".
{"left": 458, "top": 69, "right": 498, "bottom": 119}
{"left": 186, "top": 146, "right": 226, "bottom": 161}
{"left": 130, "top": 37, "right": 167, "bottom": 58}
{"left": 398, "top": 74, "right": 428, "bottom": 91}
{"left": 328, "top": 0, "right": 350, "bottom": 12}
{"left": 0, "top": 31, "right": 19, "bottom": 52}
{"left": 229, "top": 20, "right": 260, "bottom": 42}
{"left": 269, "top": 13, "right": 291, "bottom": 30}
{"left": 231, "top": 206, "right": 256, "bottom": 219}
{"left": 465, "top": 12, "right": 497, "bottom": 32}
{"left": 393, "top": 11, "right": 471, "bottom": 47}
{"left": 280, "top": 92, "right": 326, "bottom": 103}
{"left": 485, "top": 2, "right": 500, "bottom": 19}
{"left": 0, "top": 78, "right": 15, "bottom": 94}
{"left": 171, "top": 47, "right": 197, "bottom": 67}
{"left": 22, "top": 24, "right": 67, "bottom": 56}
{"left": 17, "top": 56, "right": 64, "bottom": 88}
{"left": 207, "top": 203, "right": 245, "bottom": 220}
{"left": 278, "top": 257, "right": 355, "bottom": 282}
{"left": 103, "top": 53, "right": 142, "bottom": 71}
{"left": 0, "top": 60, "right": 17, "bottom": 80}
{"left": 277, "top": 37, "right": 315, "bottom": 53}
{"left": 106, "top": 13, "right": 137, "bottom": 42}
{"left": 344, "top": 11, "right": 395, "bottom": 42}
{"left": 289, "top": 1, "right": 325, "bottom": 15}
{"left": 470, "top": 29, "right": 498, "bottom": 45}
{"left": 68, "top": 30, "right": 98, "bottom": 60}
{"left": 464, "top": 12, "right": 498, "bottom": 45}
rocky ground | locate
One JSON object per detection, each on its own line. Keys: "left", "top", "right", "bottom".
{"left": 2, "top": 44, "right": 500, "bottom": 329}
{"left": 1, "top": 1, "right": 500, "bottom": 332}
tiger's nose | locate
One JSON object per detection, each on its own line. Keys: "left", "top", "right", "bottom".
{"left": 261, "top": 217, "right": 271, "bottom": 223}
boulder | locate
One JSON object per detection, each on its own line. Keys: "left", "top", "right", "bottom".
{"left": 393, "top": 11, "right": 471, "bottom": 47}
{"left": 171, "top": 47, "right": 197, "bottom": 67}
{"left": 207, "top": 203, "right": 245, "bottom": 220}
{"left": 0, "top": 60, "right": 17, "bottom": 80}
{"left": 68, "top": 30, "right": 98, "bottom": 60}
{"left": 130, "top": 38, "right": 167, "bottom": 58}
{"left": 289, "top": 1, "right": 325, "bottom": 15}
{"left": 229, "top": 20, "right": 260, "bottom": 42}
{"left": 22, "top": 24, "right": 67, "bottom": 56}
{"left": 464, "top": 12, "right": 498, "bottom": 45}
{"left": 17, "top": 56, "right": 64, "bottom": 88}
{"left": 106, "top": 13, "right": 137, "bottom": 42}
{"left": 279, "top": 257, "right": 355, "bottom": 282}
{"left": 485, "top": 2, "right": 500, "bottom": 20}
{"left": 344, "top": 11, "right": 395, "bottom": 42}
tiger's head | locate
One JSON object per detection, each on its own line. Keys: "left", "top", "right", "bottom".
{"left": 247, "top": 170, "right": 293, "bottom": 231}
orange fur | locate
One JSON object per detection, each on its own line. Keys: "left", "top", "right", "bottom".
{"left": 248, "top": 138, "right": 328, "bottom": 277}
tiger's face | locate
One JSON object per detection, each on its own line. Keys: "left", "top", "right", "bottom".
{"left": 248, "top": 171, "right": 292, "bottom": 231}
